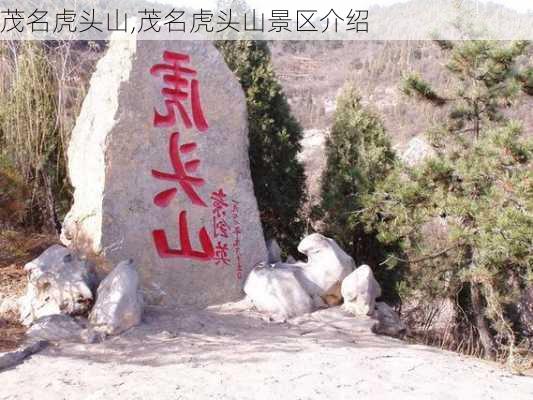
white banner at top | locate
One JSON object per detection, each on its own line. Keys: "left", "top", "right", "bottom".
{"left": 0, "top": 0, "right": 532, "bottom": 40}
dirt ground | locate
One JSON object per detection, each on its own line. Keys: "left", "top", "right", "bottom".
{"left": 1, "top": 233, "right": 532, "bottom": 399}
{"left": 0, "top": 320, "right": 25, "bottom": 353}
{"left": 1, "top": 303, "right": 532, "bottom": 400}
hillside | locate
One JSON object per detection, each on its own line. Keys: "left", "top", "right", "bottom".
{"left": 271, "top": 40, "right": 533, "bottom": 145}
{"left": 270, "top": 39, "right": 533, "bottom": 201}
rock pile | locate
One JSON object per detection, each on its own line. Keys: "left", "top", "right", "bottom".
{"left": 19, "top": 245, "right": 95, "bottom": 326}
{"left": 18, "top": 245, "right": 144, "bottom": 343}
{"left": 295, "top": 233, "right": 355, "bottom": 307}
{"left": 244, "top": 233, "right": 406, "bottom": 336}
{"left": 244, "top": 233, "right": 354, "bottom": 321}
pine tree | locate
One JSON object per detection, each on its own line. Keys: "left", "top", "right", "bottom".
{"left": 318, "top": 83, "right": 397, "bottom": 294}
{"left": 216, "top": 41, "right": 307, "bottom": 253}
{"left": 363, "top": 40, "right": 533, "bottom": 363}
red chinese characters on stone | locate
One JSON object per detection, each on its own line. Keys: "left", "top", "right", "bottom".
{"left": 231, "top": 200, "right": 244, "bottom": 279}
{"left": 152, "top": 211, "right": 214, "bottom": 261}
{"left": 150, "top": 50, "right": 214, "bottom": 264}
{"left": 211, "top": 189, "right": 230, "bottom": 238}
{"left": 214, "top": 242, "right": 231, "bottom": 266}
{"left": 214, "top": 219, "right": 230, "bottom": 239}
{"left": 152, "top": 131, "right": 206, "bottom": 208}
{"left": 211, "top": 189, "right": 232, "bottom": 266}
{"left": 211, "top": 189, "right": 228, "bottom": 217}
{"left": 150, "top": 51, "right": 208, "bottom": 132}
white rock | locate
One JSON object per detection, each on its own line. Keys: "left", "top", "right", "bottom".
{"left": 61, "top": 35, "right": 267, "bottom": 307}
{"left": 295, "top": 233, "right": 355, "bottom": 307}
{"left": 372, "top": 302, "right": 406, "bottom": 337}
{"left": 19, "top": 245, "right": 95, "bottom": 326}
{"left": 400, "top": 136, "right": 436, "bottom": 167}
{"left": 244, "top": 263, "right": 313, "bottom": 322}
{"left": 341, "top": 265, "right": 382, "bottom": 316}
{"left": 27, "top": 314, "right": 84, "bottom": 343}
{"left": 89, "top": 260, "right": 143, "bottom": 335}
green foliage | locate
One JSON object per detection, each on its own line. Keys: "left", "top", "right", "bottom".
{"left": 402, "top": 74, "right": 446, "bottom": 106}
{"left": 317, "top": 83, "right": 399, "bottom": 299}
{"left": 518, "top": 67, "right": 533, "bottom": 96}
{"left": 363, "top": 40, "right": 533, "bottom": 363}
{"left": 216, "top": 41, "right": 307, "bottom": 253}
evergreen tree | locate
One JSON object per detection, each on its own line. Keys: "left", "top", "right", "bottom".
{"left": 216, "top": 41, "right": 307, "bottom": 253}
{"left": 362, "top": 41, "right": 533, "bottom": 363}
{"left": 318, "top": 84, "right": 397, "bottom": 295}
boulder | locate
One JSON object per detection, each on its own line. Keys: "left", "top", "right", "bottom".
{"left": 372, "top": 302, "right": 407, "bottom": 337}
{"left": 27, "top": 314, "right": 84, "bottom": 343}
{"left": 341, "top": 265, "right": 382, "bottom": 316}
{"left": 400, "top": 136, "right": 436, "bottom": 167}
{"left": 294, "top": 234, "right": 355, "bottom": 307}
{"left": 19, "top": 245, "right": 95, "bottom": 326}
{"left": 61, "top": 35, "right": 267, "bottom": 307}
{"left": 89, "top": 260, "right": 143, "bottom": 335}
{"left": 266, "top": 239, "right": 282, "bottom": 264}
{"left": 244, "top": 262, "right": 313, "bottom": 322}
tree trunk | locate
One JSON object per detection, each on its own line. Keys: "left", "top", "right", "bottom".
{"left": 467, "top": 244, "right": 496, "bottom": 359}
{"left": 470, "top": 282, "right": 496, "bottom": 359}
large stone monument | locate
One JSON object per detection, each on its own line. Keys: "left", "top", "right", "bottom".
{"left": 62, "top": 37, "right": 267, "bottom": 307}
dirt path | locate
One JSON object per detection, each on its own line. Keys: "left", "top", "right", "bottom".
{"left": 1, "top": 304, "right": 532, "bottom": 400}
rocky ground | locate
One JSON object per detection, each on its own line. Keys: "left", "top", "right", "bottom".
{"left": 1, "top": 303, "right": 532, "bottom": 400}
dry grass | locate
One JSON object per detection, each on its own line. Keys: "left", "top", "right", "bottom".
{"left": 271, "top": 41, "right": 533, "bottom": 146}
{"left": 0, "top": 41, "right": 103, "bottom": 232}
{"left": 403, "top": 305, "right": 533, "bottom": 376}
{"left": 0, "top": 230, "right": 58, "bottom": 270}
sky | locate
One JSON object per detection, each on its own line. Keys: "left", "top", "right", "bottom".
{"left": 160, "top": 0, "right": 533, "bottom": 13}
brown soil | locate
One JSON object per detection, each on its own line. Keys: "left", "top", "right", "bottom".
{"left": 0, "top": 230, "right": 58, "bottom": 269}
{"left": 0, "top": 319, "right": 26, "bottom": 352}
